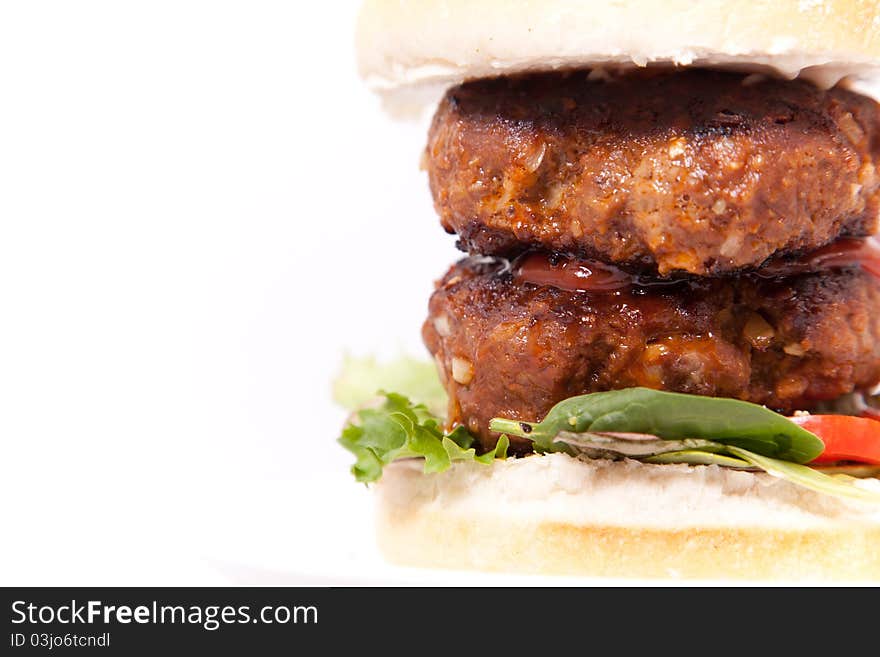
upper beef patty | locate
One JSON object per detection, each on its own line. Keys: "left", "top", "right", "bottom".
{"left": 423, "top": 256, "right": 880, "bottom": 453}
{"left": 426, "top": 69, "right": 880, "bottom": 275}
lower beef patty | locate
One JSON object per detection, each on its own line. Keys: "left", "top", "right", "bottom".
{"left": 427, "top": 69, "right": 880, "bottom": 275}
{"left": 423, "top": 257, "right": 880, "bottom": 453}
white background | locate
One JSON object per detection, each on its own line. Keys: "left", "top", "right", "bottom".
{"left": 0, "top": 1, "right": 467, "bottom": 584}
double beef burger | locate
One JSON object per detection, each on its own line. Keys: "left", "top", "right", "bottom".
{"left": 350, "top": 0, "right": 880, "bottom": 579}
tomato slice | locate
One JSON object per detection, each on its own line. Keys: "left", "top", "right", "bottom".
{"left": 789, "top": 415, "right": 880, "bottom": 465}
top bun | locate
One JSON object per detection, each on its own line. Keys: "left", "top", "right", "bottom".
{"left": 356, "top": 0, "right": 880, "bottom": 109}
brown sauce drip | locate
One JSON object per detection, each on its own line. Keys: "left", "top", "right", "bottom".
{"left": 512, "top": 237, "right": 880, "bottom": 293}
{"left": 756, "top": 237, "right": 880, "bottom": 279}
{"left": 512, "top": 252, "right": 634, "bottom": 292}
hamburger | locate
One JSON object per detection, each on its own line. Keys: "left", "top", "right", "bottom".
{"left": 339, "top": 0, "right": 880, "bottom": 580}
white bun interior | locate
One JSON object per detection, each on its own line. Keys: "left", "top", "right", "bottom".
{"left": 376, "top": 454, "right": 880, "bottom": 580}
{"left": 356, "top": 0, "right": 880, "bottom": 112}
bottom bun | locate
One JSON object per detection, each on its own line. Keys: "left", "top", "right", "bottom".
{"left": 375, "top": 453, "right": 880, "bottom": 581}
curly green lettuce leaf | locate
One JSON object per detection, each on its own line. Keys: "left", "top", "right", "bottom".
{"left": 338, "top": 391, "right": 508, "bottom": 483}
{"left": 332, "top": 355, "right": 447, "bottom": 417}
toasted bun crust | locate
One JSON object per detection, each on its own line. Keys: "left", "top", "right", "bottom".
{"left": 356, "top": 0, "right": 880, "bottom": 111}
{"left": 376, "top": 454, "right": 880, "bottom": 580}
